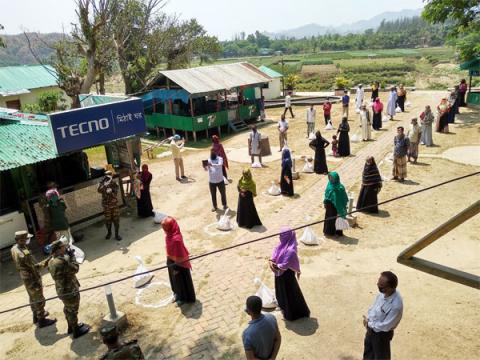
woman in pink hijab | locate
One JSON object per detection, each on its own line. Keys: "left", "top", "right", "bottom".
{"left": 372, "top": 97, "right": 384, "bottom": 130}
{"left": 212, "top": 135, "right": 229, "bottom": 180}
{"left": 269, "top": 227, "right": 310, "bottom": 320}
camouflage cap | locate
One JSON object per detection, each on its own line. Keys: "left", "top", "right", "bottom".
{"left": 50, "top": 239, "right": 66, "bottom": 253}
{"left": 100, "top": 325, "right": 118, "bottom": 338}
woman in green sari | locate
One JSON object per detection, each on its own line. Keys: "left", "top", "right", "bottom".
{"left": 236, "top": 169, "right": 262, "bottom": 229}
{"left": 323, "top": 172, "right": 348, "bottom": 236}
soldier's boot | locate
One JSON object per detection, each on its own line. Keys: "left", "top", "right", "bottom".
{"left": 114, "top": 221, "right": 122, "bottom": 241}
{"left": 38, "top": 317, "right": 57, "bottom": 328}
{"left": 105, "top": 223, "right": 112, "bottom": 239}
{"left": 72, "top": 323, "right": 90, "bottom": 339}
{"left": 68, "top": 322, "right": 84, "bottom": 334}
{"left": 33, "top": 311, "right": 49, "bottom": 324}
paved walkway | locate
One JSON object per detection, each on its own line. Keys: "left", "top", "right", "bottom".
{"left": 0, "top": 115, "right": 413, "bottom": 359}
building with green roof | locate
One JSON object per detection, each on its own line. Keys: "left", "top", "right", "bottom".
{"left": 0, "top": 65, "right": 69, "bottom": 110}
{"left": 258, "top": 65, "right": 283, "bottom": 100}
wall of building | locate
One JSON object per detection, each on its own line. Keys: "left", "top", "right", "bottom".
{"left": 0, "top": 86, "right": 71, "bottom": 110}
{"left": 255, "top": 78, "right": 282, "bottom": 100}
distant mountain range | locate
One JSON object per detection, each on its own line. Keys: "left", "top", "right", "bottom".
{"left": 0, "top": 33, "right": 64, "bottom": 66}
{"left": 265, "top": 8, "right": 423, "bottom": 39}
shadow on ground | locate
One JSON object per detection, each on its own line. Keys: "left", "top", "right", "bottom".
{"left": 285, "top": 316, "right": 319, "bottom": 336}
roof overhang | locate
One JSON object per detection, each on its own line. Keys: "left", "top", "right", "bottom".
{"left": 0, "top": 89, "right": 31, "bottom": 97}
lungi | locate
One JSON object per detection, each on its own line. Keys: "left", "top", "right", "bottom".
{"left": 392, "top": 156, "right": 407, "bottom": 179}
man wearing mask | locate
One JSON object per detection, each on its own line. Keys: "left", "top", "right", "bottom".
{"left": 362, "top": 271, "right": 403, "bottom": 360}
{"left": 11, "top": 230, "right": 57, "bottom": 327}
{"left": 98, "top": 171, "right": 122, "bottom": 240}
{"left": 205, "top": 149, "right": 227, "bottom": 212}
{"left": 48, "top": 239, "right": 90, "bottom": 338}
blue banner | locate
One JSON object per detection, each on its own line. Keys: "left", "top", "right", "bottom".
{"left": 49, "top": 98, "right": 146, "bottom": 154}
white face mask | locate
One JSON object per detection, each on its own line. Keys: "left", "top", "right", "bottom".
{"left": 26, "top": 238, "right": 31, "bottom": 245}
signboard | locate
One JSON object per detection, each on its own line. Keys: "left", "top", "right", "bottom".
{"left": 49, "top": 98, "right": 146, "bottom": 154}
{"left": 470, "top": 70, "right": 480, "bottom": 76}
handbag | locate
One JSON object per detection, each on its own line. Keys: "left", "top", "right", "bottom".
{"left": 335, "top": 217, "right": 350, "bottom": 231}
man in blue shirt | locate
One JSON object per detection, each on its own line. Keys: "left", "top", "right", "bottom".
{"left": 242, "top": 296, "right": 281, "bottom": 360}
{"left": 342, "top": 90, "right": 350, "bottom": 120}
{"left": 363, "top": 271, "right": 403, "bottom": 360}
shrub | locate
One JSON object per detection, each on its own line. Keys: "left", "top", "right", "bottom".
{"left": 302, "top": 59, "right": 334, "bottom": 65}
{"left": 334, "top": 76, "right": 351, "bottom": 89}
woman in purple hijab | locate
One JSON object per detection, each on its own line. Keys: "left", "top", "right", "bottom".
{"left": 269, "top": 227, "right": 310, "bottom": 321}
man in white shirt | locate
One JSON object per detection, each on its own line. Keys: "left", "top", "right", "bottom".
{"left": 363, "top": 271, "right": 403, "bottom": 360}
{"left": 170, "top": 134, "right": 186, "bottom": 181}
{"left": 283, "top": 91, "right": 295, "bottom": 118}
{"left": 278, "top": 114, "right": 289, "bottom": 151}
{"left": 306, "top": 105, "right": 316, "bottom": 137}
{"left": 356, "top": 84, "right": 365, "bottom": 111}
{"left": 205, "top": 149, "right": 227, "bottom": 211}
{"left": 248, "top": 125, "right": 262, "bottom": 165}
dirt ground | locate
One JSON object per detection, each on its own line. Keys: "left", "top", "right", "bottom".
{"left": 0, "top": 90, "right": 479, "bottom": 359}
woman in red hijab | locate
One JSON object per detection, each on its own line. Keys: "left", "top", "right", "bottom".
{"left": 137, "top": 164, "right": 154, "bottom": 217}
{"left": 212, "top": 135, "right": 229, "bottom": 180}
{"left": 162, "top": 217, "right": 196, "bottom": 305}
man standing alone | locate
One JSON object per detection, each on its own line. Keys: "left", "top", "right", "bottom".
{"left": 392, "top": 127, "right": 410, "bottom": 182}
{"left": 242, "top": 295, "right": 281, "bottom": 360}
{"left": 98, "top": 171, "right": 122, "bottom": 240}
{"left": 278, "top": 114, "right": 289, "bottom": 151}
{"left": 283, "top": 91, "right": 295, "bottom": 118}
{"left": 342, "top": 90, "right": 350, "bottom": 120}
{"left": 323, "top": 98, "right": 332, "bottom": 126}
{"left": 170, "top": 134, "right": 186, "bottom": 181}
{"left": 363, "top": 271, "right": 403, "bottom": 360}
{"left": 205, "top": 149, "right": 227, "bottom": 212}
{"left": 306, "top": 105, "right": 316, "bottom": 137}
{"left": 248, "top": 125, "right": 262, "bottom": 165}
{"left": 11, "top": 230, "right": 56, "bottom": 328}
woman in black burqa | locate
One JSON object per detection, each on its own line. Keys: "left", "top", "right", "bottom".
{"left": 309, "top": 130, "right": 330, "bottom": 175}
{"left": 356, "top": 156, "right": 382, "bottom": 214}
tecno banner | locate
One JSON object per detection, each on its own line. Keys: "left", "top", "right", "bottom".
{"left": 49, "top": 98, "right": 146, "bottom": 154}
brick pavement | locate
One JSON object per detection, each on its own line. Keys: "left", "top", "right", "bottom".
{"left": 0, "top": 111, "right": 414, "bottom": 359}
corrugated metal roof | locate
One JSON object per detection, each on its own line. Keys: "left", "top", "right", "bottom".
{"left": 0, "top": 65, "right": 58, "bottom": 97}
{"left": 153, "top": 62, "right": 272, "bottom": 96}
{"left": 0, "top": 120, "right": 57, "bottom": 171}
{"left": 259, "top": 65, "right": 283, "bottom": 78}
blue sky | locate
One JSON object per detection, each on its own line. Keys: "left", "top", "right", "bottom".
{"left": 2, "top": 0, "right": 424, "bottom": 39}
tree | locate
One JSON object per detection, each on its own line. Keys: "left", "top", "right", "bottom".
{"left": 422, "top": 0, "right": 480, "bottom": 60}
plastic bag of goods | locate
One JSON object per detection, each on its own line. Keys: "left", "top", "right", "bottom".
{"left": 382, "top": 113, "right": 389, "bottom": 122}
{"left": 267, "top": 181, "right": 281, "bottom": 196}
{"left": 355, "top": 108, "right": 361, "bottom": 114}
{"left": 133, "top": 255, "right": 154, "bottom": 288}
{"left": 70, "top": 244, "right": 85, "bottom": 264}
{"left": 351, "top": 133, "right": 361, "bottom": 143}
{"left": 299, "top": 226, "right": 319, "bottom": 245}
{"left": 217, "top": 208, "right": 233, "bottom": 231}
{"left": 335, "top": 217, "right": 350, "bottom": 231}
{"left": 254, "top": 277, "right": 277, "bottom": 309}
{"left": 251, "top": 161, "right": 262, "bottom": 168}
{"left": 395, "top": 106, "right": 402, "bottom": 113}
{"left": 154, "top": 211, "right": 167, "bottom": 224}
{"left": 223, "top": 176, "right": 229, "bottom": 185}
{"left": 302, "top": 158, "right": 314, "bottom": 173}
{"left": 405, "top": 101, "right": 412, "bottom": 108}
{"left": 308, "top": 132, "right": 316, "bottom": 140}
{"left": 325, "top": 121, "right": 334, "bottom": 130}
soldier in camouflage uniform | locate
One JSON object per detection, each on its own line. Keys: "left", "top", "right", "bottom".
{"left": 97, "top": 171, "right": 122, "bottom": 241}
{"left": 100, "top": 325, "right": 144, "bottom": 359}
{"left": 10, "top": 230, "right": 57, "bottom": 327}
{"left": 48, "top": 240, "right": 90, "bottom": 338}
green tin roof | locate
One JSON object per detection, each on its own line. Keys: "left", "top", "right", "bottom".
{"left": 459, "top": 58, "right": 480, "bottom": 71}
{"left": 0, "top": 65, "right": 58, "bottom": 97}
{"left": 259, "top": 65, "right": 283, "bottom": 78}
{"left": 0, "top": 119, "right": 57, "bottom": 171}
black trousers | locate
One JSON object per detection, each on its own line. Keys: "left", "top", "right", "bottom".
{"left": 324, "top": 114, "right": 331, "bottom": 125}
{"left": 209, "top": 181, "right": 227, "bottom": 209}
{"left": 283, "top": 106, "right": 294, "bottom": 118}
{"left": 363, "top": 328, "right": 394, "bottom": 360}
